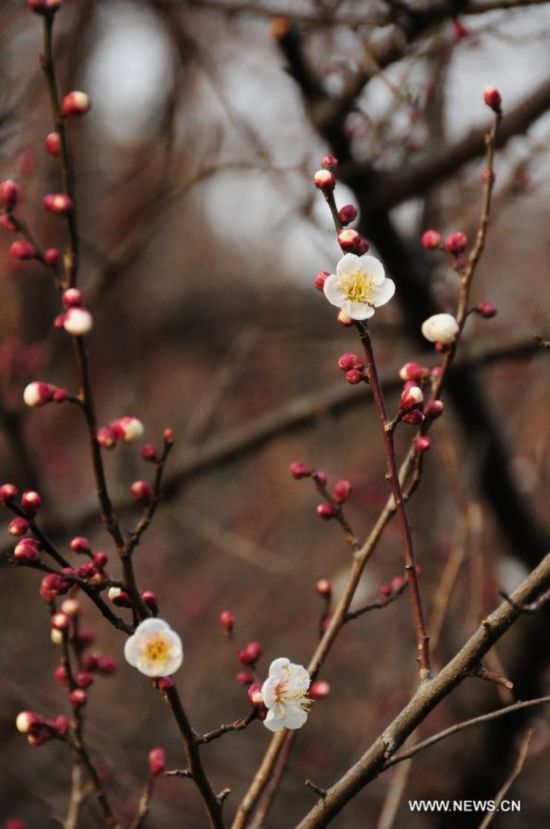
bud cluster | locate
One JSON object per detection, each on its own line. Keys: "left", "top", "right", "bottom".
{"left": 97, "top": 416, "right": 145, "bottom": 449}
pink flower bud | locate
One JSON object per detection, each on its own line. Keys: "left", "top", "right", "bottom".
{"left": 52, "top": 388, "right": 69, "bottom": 403}
{"left": 28, "top": 727, "right": 53, "bottom": 747}
{"left": 338, "top": 204, "right": 358, "bottom": 226}
{"left": 76, "top": 562, "right": 95, "bottom": 579}
{"left": 112, "top": 416, "right": 144, "bottom": 443}
{"left": 157, "top": 677, "right": 174, "bottom": 691}
{"left": 337, "top": 352, "right": 362, "bottom": 371}
{"left": 313, "top": 270, "right": 329, "bottom": 291}
{"left": 69, "top": 689, "right": 87, "bottom": 709}
{"left": 420, "top": 229, "right": 441, "bottom": 250}
{"left": 391, "top": 575, "right": 405, "bottom": 592}
{"left": 313, "top": 169, "right": 336, "bottom": 192}
{"left": 141, "top": 444, "right": 158, "bottom": 463}
{"left": 14, "top": 538, "right": 40, "bottom": 563}
{"left": 309, "top": 680, "right": 330, "bottom": 700}
{"left": 61, "top": 91, "right": 91, "bottom": 117}
{"left": 60, "top": 599, "right": 80, "bottom": 618}
{"left": 92, "top": 551, "right": 108, "bottom": 568}
{"left": 0, "top": 179, "right": 20, "bottom": 210}
{"left": 148, "top": 747, "right": 165, "bottom": 777}
{"left": 315, "top": 470, "right": 328, "bottom": 485}
{"left": 76, "top": 672, "right": 94, "bottom": 688}
{"left": 8, "top": 517, "right": 29, "bottom": 537}
{"left": 0, "top": 483, "right": 18, "bottom": 503}
{"left": 289, "top": 462, "right": 312, "bottom": 479}
{"left": 51, "top": 612, "right": 70, "bottom": 631}
{"left": 54, "top": 715, "right": 70, "bottom": 735}
{"left": 236, "top": 671, "right": 253, "bottom": 685}
{"left": 96, "top": 655, "right": 117, "bottom": 675}
{"left": 97, "top": 427, "right": 117, "bottom": 449}
{"left": 43, "top": 247, "right": 60, "bottom": 267}
{"left": 320, "top": 154, "right": 338, "bottom": 171}
{"left": 332, "top": 479, "right": 352, "bottom": 504}
{"left": 476, "top": 302, "right": 497, "bottom": 318}
{"left": 9, "top": 240, "right": 36, "bottom": 261}
{"left": 398, "top": 362, "right": 427, "bottom": 382}
{"left": 45, "top": 131, "right": 61, "bottom": 156}
{"left": 345, "top": 368, "right": 363, "bottom": 385}
{"left": 415, "top": 436, "right": 431, "bottom": 453}
{"left": 444, "top": 231, "right": 467, "bottom": 254}
{"left": 27, "top": 0, "right": 62, "bottom": 13}
{"left": 316, "top": 503, "right": 336, "bottom": 520}
{"left": 43, "top": 193, "right": 73, "bottom": 214}
{"left": 424, "top": 399, "right": 444, "bottom": 421}
{"left": 141, "top": 590, "right": 158, "bottom": 613}
{"left": 402, "top": 409, "right": 424, "bottom": 425}
{"left": 219, "top": 610, "right": 234, "bottom": 633}
{"left": 163, "top": 427, "right": 175, "bottom": 445}
{"left": 21, "top": 490, "right": 41, "bottom": 516}
{"left": 63, "top": 307, "right": 93, "bottom": 336}
{"left": 0, "top": 214, "right": 16, "bottom": 232}
{"left": 483, "top": 86, "right": 502, "bottom": 113}
{"left": 239, "top": 641, "right": 263, "bottom": 666}
{"left": 421, "top": 313, "right": 459, "bottom": 345}
{"left": 23, "top": 381, "right": 53, "bottom": 407}
{"left": 316, "top": 578, "right": 332, "bottom": 598}
{"left": 247, "top": 682, "right": 264, "bottom": 708}
{"left": 54, "top": 665, "right": 68, "bottom": 685}
{"left": 379, "top": 583, "right": 392, "bottom": 598}
{"left": 356, "top": 237, "right": 370, "bottom": 255}
{"left": 70, "top": 537, "right": 91, "bottom": 554}
{"left": 108, "top": 587, "right": 132, "bottom": 608}
{"left": 337, "top": 228, "right": 361, "bottom": 253}
{"left": 63, "top": 288, "right": 84, "bottom": 308}
{"left": 16, "top": 710, "right": 42, "bottom": 734}
{"left": 337, "top": 310, "right": 354, "bottom": 327}
{"left": 400, "top": 384, "right": 424, "bottom": 411}
{"left": 130, "top": 480, "right": 153, "bottom": 506}
{"left": 40, "top": 573, "right": 68, "bottom": 602}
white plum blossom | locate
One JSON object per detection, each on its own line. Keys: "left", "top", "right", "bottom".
{"left": 323, "top": 253, "right": 395, "bottom": 320}
{"left": 124, "top": 618, "right": 183, "bottom": 678}
{"left": 63, "top": 307, "right": 93, "bottom": 336}
{"left": 421, "top": 313, "right": 459, "bottom": 344}
{"left": 261, "top": 657, "right": 312, "bottom": 732}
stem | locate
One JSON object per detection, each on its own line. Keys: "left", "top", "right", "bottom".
{"left": 162, "top": 685, "right": 226, "bottom": 829}
{"left": 358, "top": 323, "right": 431, "bottom": 679}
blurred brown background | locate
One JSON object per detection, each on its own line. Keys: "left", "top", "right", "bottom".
{"left": 0, "top": 1, "right": 549, "bottom": 827}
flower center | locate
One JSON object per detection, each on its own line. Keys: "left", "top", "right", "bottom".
{"left": 143, "top": 635, "right": 170, "bottom": 664}
{"left": 339, "top": 269, "right": 376, "bottom": 304}
{"left": 273, "top": 681, "right": 312, "bottom": 712}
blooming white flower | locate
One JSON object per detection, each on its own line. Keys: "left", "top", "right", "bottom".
{"left": 421, "top": 313, "right": 459, "bottom": 344}
{"left": 124, "top": 618, "right": 183, "bottom": 678}
{"left": 261, "top": 657, "right": 311, "bottom": 732}
{"left": 323, "top": 253, "right": 395, "bottom": 320}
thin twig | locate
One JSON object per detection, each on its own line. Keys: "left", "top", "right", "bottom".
{"left": 477, "top": 728, "right": 534, "bottom": 829}
{"left": 197, "top": 710, "right": 257, "bottom": 745}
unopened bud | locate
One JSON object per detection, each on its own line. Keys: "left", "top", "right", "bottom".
{"left": 148, "top": 747, "right": 166, "bottom": 777}
{"left": 219, "top": 610, "right": 234, "bottom": 634}
{"left": 8, "top": 517, "right": 29, "bottom": 537}
{"left": 76, "top": 672, "right": 94, "bottom": 688}
{"left": 483, "top": 86, "right": 502, "bottom": 113}
{"left": 63, "top": 288, "right": 84, "bottom": 308}
{"left": 320, "top": 154, "right": 338, "bottom": 171}
{"left": 0, "top": 483, "right": 18, "bottom": 503}
{"left": 415, "top": 436, "right": 432, "bottom": 453}
{"left": 21, "top": 490, "right": 41, "bottom": 516}
{"left": 92, "top": 551, "right": 108, "bottom": 568}
{"left": 141, "top": 590, "right": 158, "bottom": 613}
{"left": 332, "top": 479, "right": 352, "bottom": 504}
{"left": 61, "top": 91, "right": 91, "bottom": 117}
{"left": 399, "top": 362, "right": 427, "bottom": 382}
{"left": 400, "top": 384, "right": 424, "bottom": 411}
{"left": 43, "top": 193, "right": 73, "bottom": 214}
{"left": 444, "top": 232, "right": 467, "bottom": 255}
{"left": 16, "top": 710, "right": 41, "bottom": 734}
{"left": 51, "top": 612, "right": 70, "bottom": 631}
{"left": 338, "top": 204, "right": 357, "bottom": 226}
{"left": 316, "top": 579, "right": 332, "bottom": 598}
{"left": 61, "top": 598, "right": 80, "bottom": 617}
{"left": 69, "top": 689, "right": 87, "bottom": 709}
{"left": 239, "top": 641, "right": 263, "bottom": 666}
{"left": 423, "top": 399, "right": 444, "bottom": 420}
{"left": 337, "top": 228, "right": 361, "bottom": 253}
{"left": 63, "top": 307, "right": 93, "bottom": 336}
{"left": 314, "top": 270, "right": 329, "bottom": 291}
{"left": 337, "top": 310, "right": 354, "bottom": 327}
{"left": 402, "top": 409, "right": 424, "bottom": 425}
{"left": 43, "top": 248, "right": 60, "bottom": 266}
{"left": 316, "top": 503, "right": 336, "bottom": 520}
{"left": 236, "top": 671, "right": 253, "bottom": 685}
{"left": 130, "top": 480, "right": 153, "bottom": 506}
{"left": 421, "top": 229, "right": 441, "bottom": 250}
{"left": 0, "top": 179, "right": 20, "bottom": 210}
{"left": 141, "top": 444, "right": 158, "bottom": 463}
{"left": 289, "top": 462, "right": 312, "bottom": 479}
{"left": 97, "top": 427, "right": 117, "bottom": 449}
{"left": 338, "top": 352, "right": 362, "bottom": 372}
{"left": 421, "top": 313, "right": 459, "bottom": 345}
{"left": 313, "top": 169, "right": 335, "bottom": 192}
{"left": 308, "top": 680, "right": 330, "bottom": 700}
{"left": 112, "top": 416, "right": 144, "bottom": 443}
{"left": 247, "top": 682, "right": 264, "bottom": 708}
{"left": 14, "top": 538, "right": 40, "bottom": 563}
{"left": 476, "top": 302, "right": 497, "bottom": 318}
{"left": 45, "top": 131, "right": 61, "bottom": 156}
{"left": 9, "top": 240, "right": 36, "bottom": 261}
{"left": 345, "top": 368, "right": 363, "bottom": 385}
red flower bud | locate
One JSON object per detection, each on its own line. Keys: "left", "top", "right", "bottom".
{"left": 21, "top": 490, "right": 41, "bottom": 516}
{"left": 0, "top": 483, "right": 18, "bottom": 503}
{"left": 27, "top": 0, "right": 62, "bottom": 13}
{"left": 316, "top": 578, "right": 332, "bottom": 598}
{"left": 345, "top": 368, "right": 363, "bottom": 385}
{"left": 337, "top": 228, "right": 361, "bottom": 253}
{"left": 97, "top": 426, "right": 117, "bottom": 449}
{"left": 313, "top": 270, "right": 330, "bottom": 291}
{"left": 338, "top": 204, "right": 358, "bottom": 226}
{"left": 308, "top": 680, "right": 330, "bottom": 700}
{"left": 476, "top": 302, "right": 497, "bottom": 318}
{"left": 148, "top": 747, "right": 166, "bottom": 777}
{"left": 239, "top": 640, "right": 263, "bottom": 666}
{"left": 399, "top": 362, "right": 427, "bottom": 382}
{"left": 69, "top": 689, "right": 87, "bottom": 710}
{"left": 96, "top": 655, "right": 118, "bottom": 675}
{"left": 43, "top": 193, "right": 73, "bottom": 214}
{"left": 379, "top": 583, "right": 392, "bottom": 598}
{"left": 313, "top": 169, "right": 336, "bottom": 193}
{"left": 420, "top": 229, "right": 441, "bottom": 250}
{"left": 141, "top": 590, "right": 158, "bottom": 613}
{"left": 402, "top": 409, "right": 425, "bottom": 425}
{"left": 141, "top": 443, "right": 159, "bottom": 462}
{"left": 337, "top": 352, "right": 362, "bottom": 372}
{"left": 236, "top": 671, "right": 253, "bottom": 685}
{"left": 316, "top": 503, "right": 336, "bottom": 520}
{"left": 315, "top": 470, "right": 328, "bottom": 485}
{"left": 63, "top": 288, "right": 84, "bottom": 308}
{"left": 45, "top": 131, "right": 61, "bottom": 156}
{"left": 400, "top": 383, "right": 423, "bottom": 411}
{"left": 415, "top": 436, "right": 431, "bottom": 453}
{"left": 320, "top": 154, "right": 338, "bottom": 171}
{"left": 76, "top": 672, "right": 94, "bottom": 688}
{"left": 61, "top": 91, "right": 91, "bottom": 117}
{"left": 424, "top": 399, "right": 444, "bottom": 421}
{"left": 9, "top": 240, "right": 36, "bottom": 261}
{"left": 483, "top": 86, "right": 502, "bottom": 113}
{"left": 70, "top": 536, "right": 91, "bottom": 555}
{"left": 14, "top": 538, "right": 40, "bottom": 563}
{"left": 92, "top": 551, "right": 108, "bottom": 569}
{"left": 8, "top": 517, "right": 29, "bottom": 537}
{"left": 219, "top": 610, "right": 234, "bottom": 634}
{"left": 163, "top": 427, "right": 175, "bottom": 445}
{"left": 54, "top": 715, "right": 70, "bottom": 735}
{"left": 43, "top": 248, "right": 60, "bottom": 266}
{"left": 444, "top": 231, "right": 467, "bottom": 254}
{"left": 54, "top": 665, "right": 68, "bottom": 685}
{"left": 332, "top": 479, "right": 352, "bottom": 504}
{"left": 247, "top": 682, "right": 265, "bottom": 708}
{"left": 130, "top": 480, "right": 153, "bottom": 506}
{"left": 0, "top": 179, "right": 20, "bottom": 210}
{"left": 289, "top": 461, "right": 312, "bottom": 479}
{"left": 157, "top": 677, "right": 174, "bottom": 691}
{"left": 51, "top": 612, "right": 70, "bottom": 631}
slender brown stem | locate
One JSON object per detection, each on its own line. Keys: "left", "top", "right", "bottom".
{"left": 478, "top": 728, "right": 533, "bottom": 829}
{"left": 358, "top": 323, "right": 431, "bottom": 679}
{"left": 130, "top": 777, "right": 154, "bottom": 829}
{"left": 125, "top": 439, "right": 174, "bottom": 557}
{"left": 162, "top": 685, "right": 225, "bottom": 829}
{"left": 197, "top": 710, "right": 257, "bottom": 744}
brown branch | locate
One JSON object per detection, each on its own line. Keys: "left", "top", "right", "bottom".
{"left": 345, "top": 580, "right": 408, "bottom": 622}
{"left": 197, "top": 710, "right": 257, "bottom": 745}
{"left": 130, "top": 777, "right": 154, "bottom": 829}
{"left": 294, "top": 553, "right": 550, "bottom": 828}
{"left": 478, "top": 728, "right": 534, "bottom": 829}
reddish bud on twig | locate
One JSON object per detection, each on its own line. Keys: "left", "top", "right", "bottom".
{"left": 0, "top": 214, "right": 17, "bottom": 232}
{"left": 130, "top": 480, "right": 153, "bottom": 506}
{"left": 51, "top": 612, "right": 70, "bottom": 631}
{"left": 111, "top": 416, "right": 145, "bottom": 443}
{"left": 317, "top": 503, "right": 336, "bottom": 520}
{"left": 313, "top": 169, "right": 336, "bottom": 193}
{"left": 21, "top": 490, "right": 41, "bottom": 516}
{"left": 476, "top": 302, "right": 497, "bottom": 318}
{"left": 337, "top": 228, "right": 361, "bottom": 253}
{"left": 69, "top": 689, "right": 87, "bottom": 710}
{"left": 96, "top": 655, "right": 117, "bottom": 675}
{"left": 141, "top": 444, "right": 159, "bottom": 463}
{"left": 337, "top": 310, "right": 354, "bottom": 327}
{"left": 163, "top": 427, "right": 175, "bottom": 445}
{"left": 483, "top": 85, "right": 502, "bottom": 113}
{"left": 338, "top": 352, "right": 363, "bottom": 372}
{"left": 313, "top": 270, "right": 329, "bottom": 291}
{"left": 289, "top": 461, "right": 312, "bottom": 479}
{"left": 345, "top": 368, "right": 364, "bottom": 385}
{"left": 45, "top": 131, "right": 61, "bottom": 156}
{"left": 309, "top": 680, "right": 330, "bottom": 700}
{"left": 93, "top": 552, "right": 108, "bottom": 569}
{"left": 247, "top": 682, "right": 264, "bottom": 708}
{"left": 219, "top": 610, "right": 234, "bottom": 634}
{"left": 61, "top": 598, "right": 80, "bottom": 617}
{"left": 402, "top": 409, "right": 424, "bottom": 425}
{"left": 70, "top": 536, "right": 91, "bottom": 554}
{"left": 23, "top": 381, "right": 54, "bottom": 407}
{"left": 61, "top": 91, "right": 91, "bottom": 117}
{"left": 316, "top": 579, "right": 332, "bottom": 599}
{"left": 149, "top": 747, "right": 166, "bottom": 777}
{"left": 236, "top": 671, "right": 254, "bottom": 685}
{"left": 338, "top": 204, "right": 358, "bottom": 226}
{"left": 43, "top": 193, "right": 73, "bottom": 214}
{"left": 8, "top": 517, "right": 29, "bottom": 537}
{"left": 40, "top": 574, "right": 69, "bottom": 602}
{"left": 400, "top": 383, "right": 424, "bottom": 411}
{"left": 97, "top": 427, "right": 117, "bottom": 449}
{"left": 332, "top": 479, "right": 352, "bottom": 504}
{"left": 108, "top": 587, "right": 132, "bottom": 607}
{"left": 399, "top": 362, "right": 428, "bottom": 383}
{"left": 420, "top": 229, "right": 441, "bottom": 250}
{"left": 54, "top": 665, "right": 68, "bottom": 685}
{"left": 141, "top": 590, "right": 158, "bottom": 613}
{"left": 16, "top": 710, "right": 42, "bottom": 734}
{"left": 424, "top": 400, "right": 444, "bottom": 421}
{"left": 239, "top": 641, "right": 263, "bottom": 666}
{"left": 14, "top": 539, "right": 40, "bottom": 563}
{"left": 76, "top": 672, "right": 94, "bottom": 689}
{"left": 27, "top": 0, "right": 62, "bottom": 13}
{"left": 445, "top": 231, "right": 468, "bottom": 254}
{"left": 0, "top": 179, "right": 20, "bottom": 210}
{"left": 379, "top": 583, "right": 392, "bottom": 598}
{"left": 63, "top": 288, "right": 84, "bottom": 308}
{"left": 320, "top": 154, "right": 338, "bottom": 171}
{"left": 54, "top": 715, "right": 70, "bottom": 736}
{"left": 9, "top": 240, "right": 36, "bottom": 261}
{"left": 315, "top": 470, "right": 328, "bottom": 485}
{"left": 415, "top": 436, "right": 432, "bottom": 453}
{"left": 0, "top": 483, "right": 18, "bottom": 503}
{"left": 43, "top": 248, "right": 60, "bottom": 266}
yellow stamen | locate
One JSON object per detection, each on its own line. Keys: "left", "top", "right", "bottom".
{"left": 339, "top": 269, "right": 376, "bottom": 304}
{"left": 143, "top": 635, "right": 170, "bottom": 664}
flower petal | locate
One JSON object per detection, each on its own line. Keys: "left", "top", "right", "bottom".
{"left": 357, "top": 254, "right": 385, "bottom": 285}
{"left": 268, "top": 657, "right": 290, "bottom": 679}
{"left": 285, "top": 665, "right": 310, "bottom": 694}
{"left": 336, "top": 253, "right": 360, "bottom": 278}
{"left": 341, "top": 300, "right": 375, "bottom": 320}
{"left": 373, "top": 278, "right": 395, "bottom": 307}
{"left": 133, "top": 618, "right": 170, "bottom": 635}
{"left": 281, "top": 704, "right": 308, "bottom": 730}
{"left": 261, "top": 676, "right": 279, "bottom": 709}
{"left": 124, "top": 635, "right": 140, "bottom": 667}
{"left": 263, "top": 707, "right": 287, "bottom": 733}
{"left": 323, "top": 274, "right": 346, "bottom": 307}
